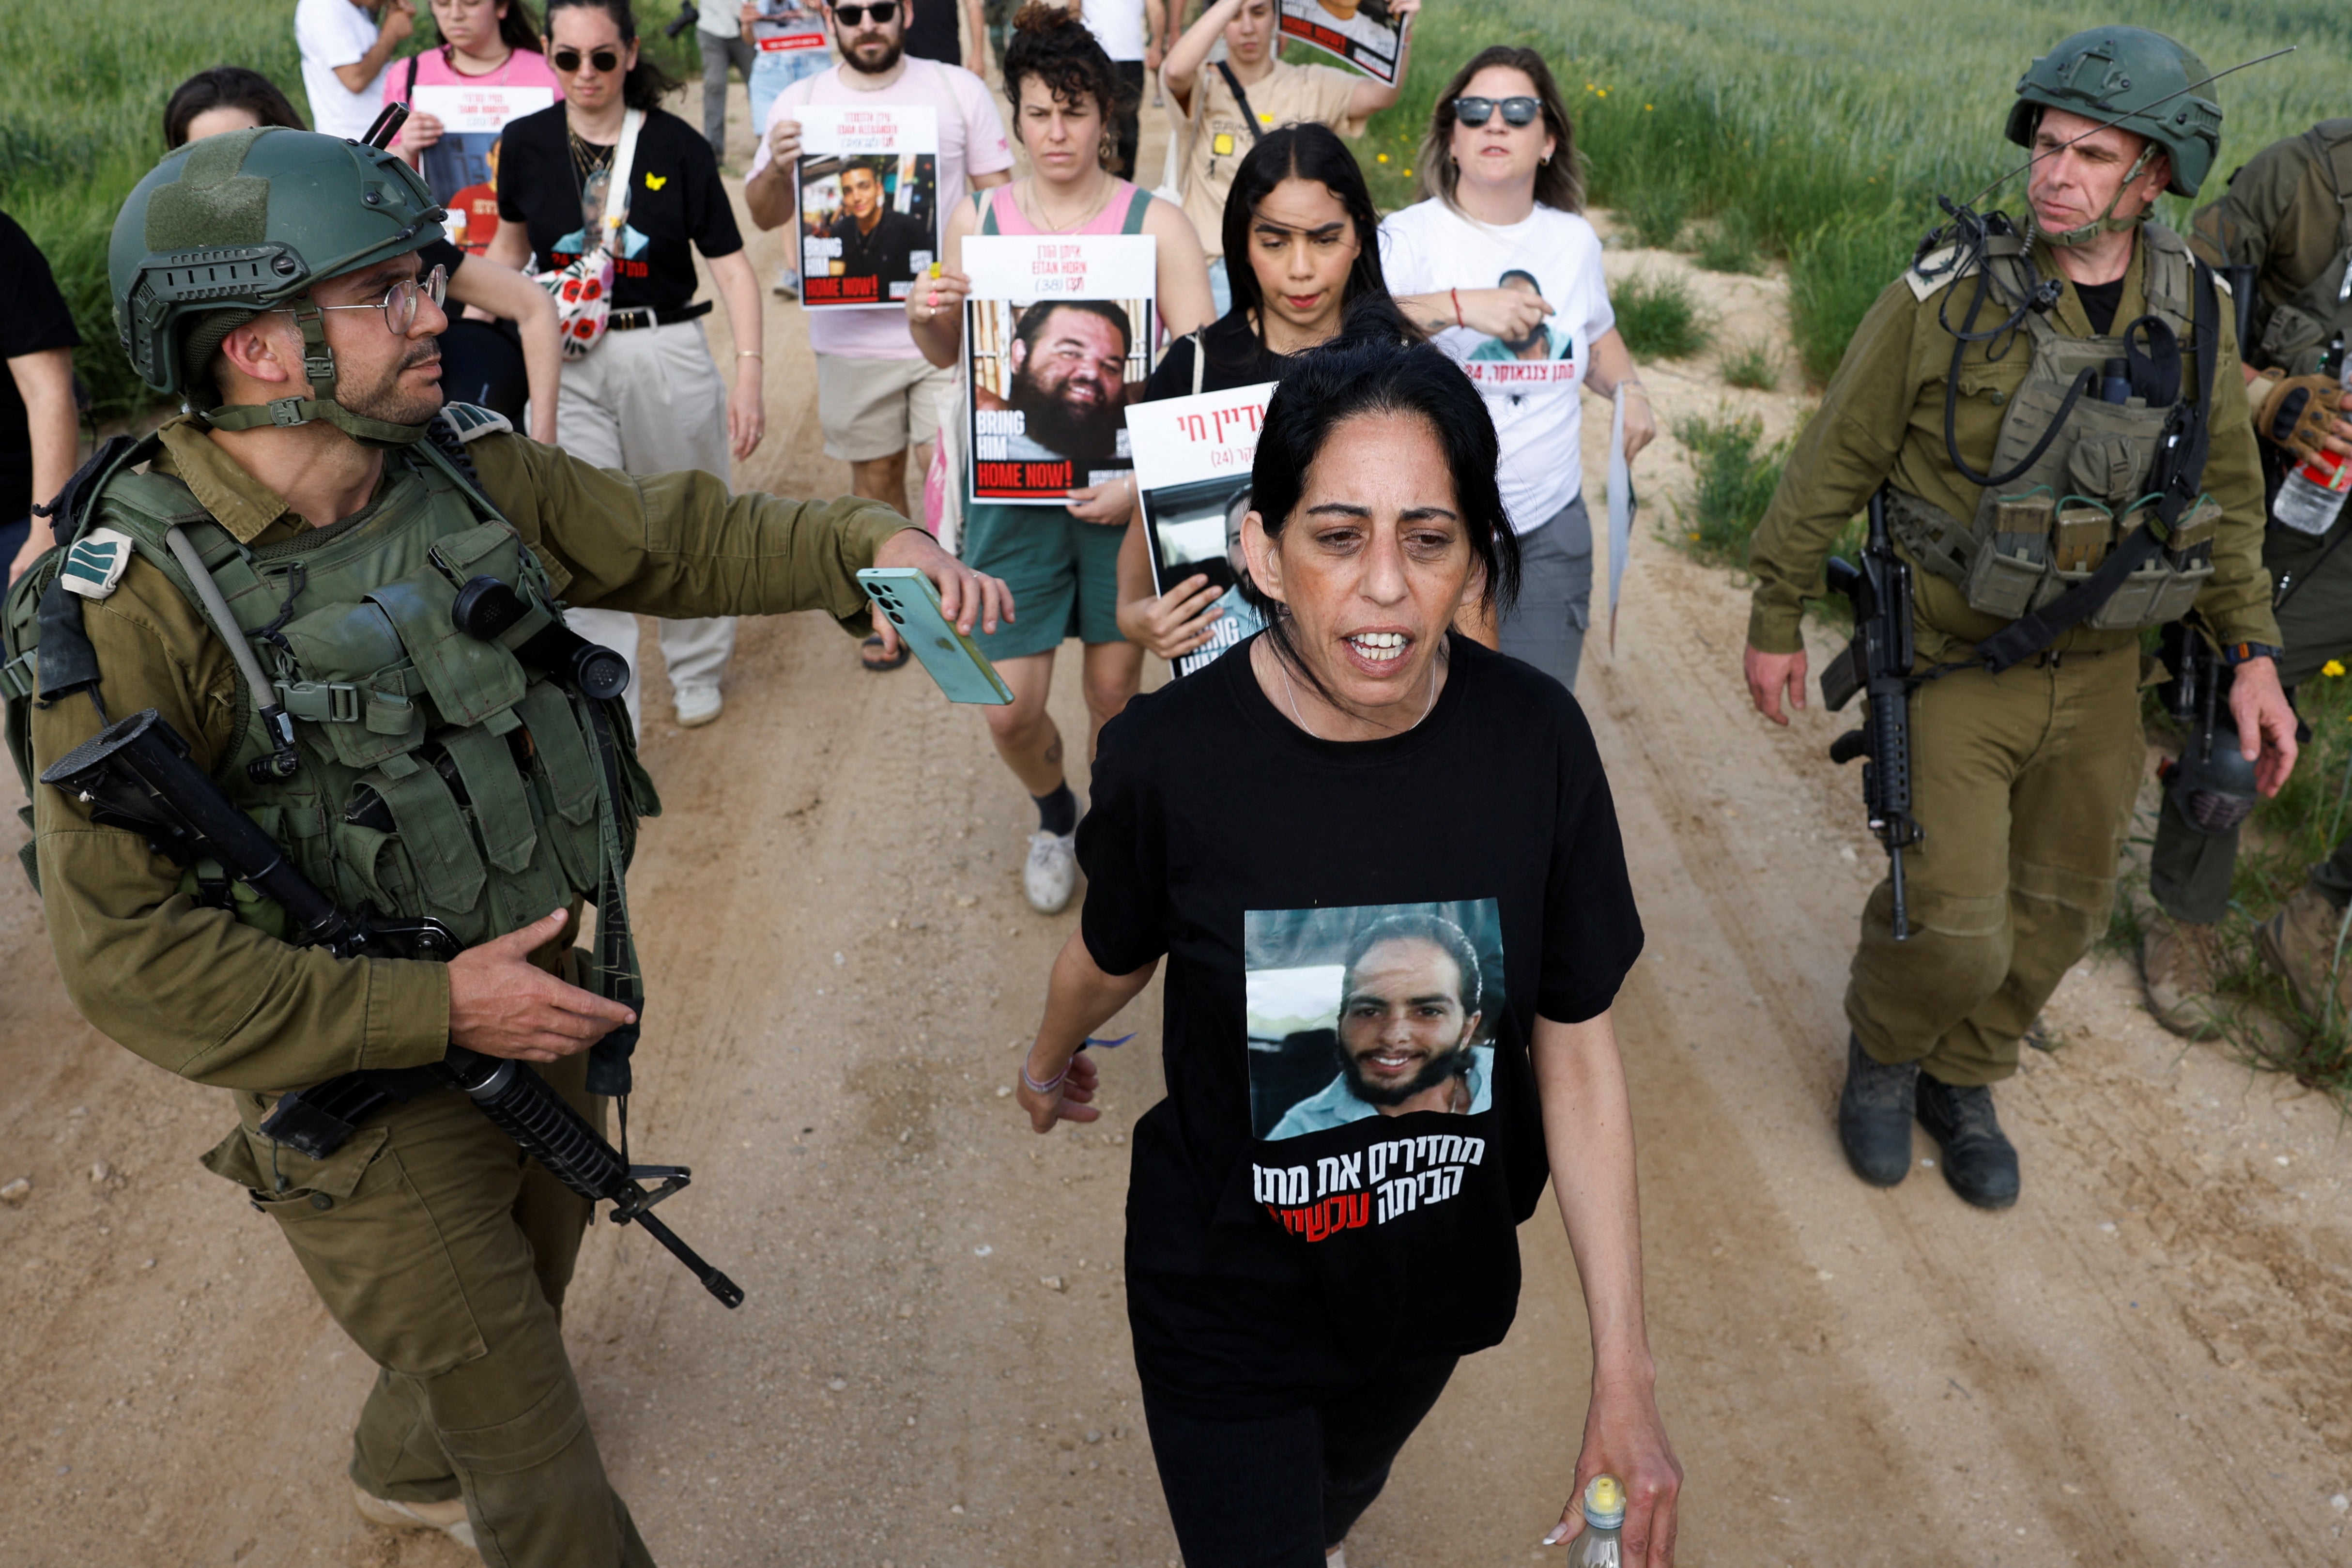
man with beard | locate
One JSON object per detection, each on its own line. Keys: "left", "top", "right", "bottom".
{"left": 825, "top": 158, "right": 929, "bottom": 292}
{"left": 1270, "top": 915, "right": 1494, "bottom": 1138}
{"left": 978, "top": 298, "right": 1137, "bottom": 465}
{"left": 11, "top": 126, "right": 1005, "bottom": 1564}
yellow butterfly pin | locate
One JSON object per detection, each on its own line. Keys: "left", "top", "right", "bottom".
{"left": 645, "top": 172, "right": 668, "bottom": 190}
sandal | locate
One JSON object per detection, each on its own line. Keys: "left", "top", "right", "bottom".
{"left": 860, "top": 633, "right": 910, "bottom": 673}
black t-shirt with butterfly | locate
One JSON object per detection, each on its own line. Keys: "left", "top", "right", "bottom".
{"left": 496, "top": 104, "right": 743, "bottom": 314}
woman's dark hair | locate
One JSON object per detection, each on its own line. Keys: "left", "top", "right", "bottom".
{"left": 1220, "top": 123, "right": 1391, "bottom": 332}
{"left": 163, "top": 66, "right": 307, "bottom": 150}
{"left": 545, "top": 0, "right": 677, "bottom": 111}
{"left": 1001, "top": 0, "right": 1130, "bottom": 142}
{"left": 1419, "top": 45, "right": 1584, "bottom": 214}
{"left": 485, "top": 0, "right": 547, "bottom": 57}
{"left": 1244, "top": 317, "right": 1520, "bottom": 670}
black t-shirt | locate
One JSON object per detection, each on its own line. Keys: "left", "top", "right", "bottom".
{"left": 2075, "top": 276, "right": 2124, "bottom": 336}
{"left": 834, "top": 206, "right": 927, "bottom": 282}
{"left": 1078, "top": 634, "right": 1644, "bottom": 1417}
{"left": 1144, "top": 308, "right": 1290, "bottom": 400}
{"left": 903, "top": 2, "right": 960, "bottom": 64}
{"left": 496, "top": 105, "right": 744, "bottom": 313}
{"left": 0, "top": 212, "right": 84, "bottom": 523}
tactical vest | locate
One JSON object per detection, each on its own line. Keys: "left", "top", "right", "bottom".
{"left": 1888, "top": 223, "right": 2222, "bottom": 631}
{"left": 1, "top": 407, "right": 659, "bottom": 1088}
{"left": 2247, "top": 119, "right": 2352, "bottom": 376}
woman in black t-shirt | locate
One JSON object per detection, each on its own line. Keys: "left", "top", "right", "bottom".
{"left": 1018, "top": 336, "right": 1683, "bottom": 1567}
{"left": 1112, "top": 123, "right": 1399, "bottom": 670}
{"left": 485, "top": 0, "right": 769, "bottom": 729}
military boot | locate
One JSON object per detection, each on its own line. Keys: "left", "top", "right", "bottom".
{"left": 2258, "top": 884, "right": 2352, "bottom": 1024}
{"left": 1915, "top": 1075, "right": 2020, "bottom": 1210}
{"left": 1836, "top": 1033, "right": 1917, "bottom": 1187}
{"left": 2138, "top": 909, "right": 2228, "bottom": 1040}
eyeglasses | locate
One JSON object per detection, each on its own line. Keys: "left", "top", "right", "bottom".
{"left": 276, "top": 265, "right": 449, "bottom": 336}
{"left": 1453, "top": 96, "right": 1541, "bottom": 128}
{"left": 830, "top": 2, "right": 898, "bottom": 24}
{"left": 551, "top": 45, "right": 623, "bottom": 72}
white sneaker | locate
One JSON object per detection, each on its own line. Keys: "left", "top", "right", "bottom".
{"left": 673, "top": 682, "right": 723, "bottom": 728}
{"left": 351, "top": 1480, "right": 478, "bottom": 1552}
{"left": 1023, "top": 830, "right": 1078, "bottom": 913}
{"left": 772, "top": 271, "right": 799, "bottom": 300}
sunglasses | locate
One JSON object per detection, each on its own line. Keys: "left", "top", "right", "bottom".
{"left": 274, "top": 265, "right": 449, "bottom": 337}
{"left": 831, "top": 2, "right": 897, "bottom": 23}
{"left": 1454, "top": 96, "right": 1541, "bottom": 129}
{"left": 551, "top": 45, "right": 623, "bottom": 72}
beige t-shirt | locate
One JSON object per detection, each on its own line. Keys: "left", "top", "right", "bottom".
{"left": 1170, "top": 57, "right": 1364, "bottom": 259}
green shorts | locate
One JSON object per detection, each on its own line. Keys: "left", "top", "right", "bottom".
{"left": 961, "top": 502, "right": 1128, "bottom": 661}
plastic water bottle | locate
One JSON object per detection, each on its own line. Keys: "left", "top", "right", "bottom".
{"left": 2273, "top": 337, "right": 2352, "bottom": 536}
{"left": 1567, "top": 1475, "right": 1626, "bottom": 1567}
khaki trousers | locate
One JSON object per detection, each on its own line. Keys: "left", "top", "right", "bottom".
{"left": 210, "top": 1054, "right": 655, "bottom": 1567}
{"left": 1845, "top": 647, "right": 2145, "bottom": 1086}
{"left": 556, "top": 320, "right": 739, "bottom": 730}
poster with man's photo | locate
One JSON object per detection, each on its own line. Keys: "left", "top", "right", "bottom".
{"left": 1278, "top": 0, "right": 1409, "bottom": 85}
{"left": 799, "top": 104, "right": 939, "bottom": 308}
{"left": 1246, "top": 901, "right": 1503, "bottom": 1143}
{"left": 962, "top": 233, "right": 1158, "bottom": 504}
{"left": 408, "top": 83, "right": 553, "bottom": 209}
{"left": 1127, "top": 382, "right": 1275, "bottom": 677}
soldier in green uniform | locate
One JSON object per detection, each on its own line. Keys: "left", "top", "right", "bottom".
{"left": 0, "top": 128, "right": 1006, "bottom": 1565}
{"left": 1741, "top": 27, "right": 2298, "bottom": 1208}
{"left": 2139, "top": 120, "right": 2352, "bottom": 1035}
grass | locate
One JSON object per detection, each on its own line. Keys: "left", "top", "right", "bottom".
{"left": 1616, "top": 182, "right": 1690, "bottom": 250}
{"left": 0, "top": 0, "right": 700, "bottom": 427}
{"left": 1611, "top": 272, "right": 1710, "bottom": 360}
{"left": 1721, "top": 336, "right": 1778, "bottom": 391}
{"left": 1696, "top": 209, "right": 1764, "bottom": 275}
{"left": 1670, "top": 412, "right": 1789, "bottom": 567}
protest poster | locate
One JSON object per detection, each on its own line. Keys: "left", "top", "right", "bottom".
{"left": 749, "top": 0, "right": 827, "bottom": 55}
{"left": 407, "top": 83, "right": 553, "bottom": 212}
{"left": 962, "top": 233, "right": 1157, "bottom": 505}
{"left": 1277, "top": 0, "right": 1409, "bottom": 85}
{"left": 799, "top": 105, "right": 940, "bottom": 308}
{"left": 1126, "top": 382, "right": 1275, "bottom": 676}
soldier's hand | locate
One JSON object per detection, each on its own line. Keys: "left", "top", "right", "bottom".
{"left": 2228, "top": 655, "right": 2300, "bottom": 798}
{"left": 873, "top": 526, "right": 1015, "bottom": 637}
{"left": 447, "top": 909, "right": 638, "bottom": 1062}
{"left": 1744, "top": 643, "right": 1808, "bottom": 725}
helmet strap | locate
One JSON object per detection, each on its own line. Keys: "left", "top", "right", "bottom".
{"left": 2040, "top": 143, "right": 2159, "bottom": 248}
{"left": 199, "top": 295, "right": 427, "bottom": 447}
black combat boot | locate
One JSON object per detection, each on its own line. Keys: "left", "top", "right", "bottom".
{"left": 1914, "top": 1074, "right": 2020, "bottom": 1209}
{"left": 1836, "top": 1033, "right": 1917, "bottom": 1187}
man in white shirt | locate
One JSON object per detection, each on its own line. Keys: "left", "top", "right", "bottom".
{"left": 295, "top": 0, "right": 415, "bottom": 141}
{"left": 1078, "top": 0, "right": 1166, "bottom": 181}
{"left": 743, "top": 0, "right": 1012, "bottom": 671}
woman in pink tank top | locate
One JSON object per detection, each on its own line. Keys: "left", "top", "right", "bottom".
{"left": 905, "top": 2, "right": 1213, "bottom": 920}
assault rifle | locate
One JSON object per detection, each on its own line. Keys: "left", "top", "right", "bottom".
{"left": 1821, "top": 489, "right": 1923, "bottom": 940}
{"left": 40, "top": 707, "right": 743, "bottom": 1308}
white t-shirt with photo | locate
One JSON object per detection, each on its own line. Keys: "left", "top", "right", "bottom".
{"left": 1378, "top": 200, "right": 1614, "bottom": 534}
{"left": 296, "top": 0, "right": 389, "bottom": 141}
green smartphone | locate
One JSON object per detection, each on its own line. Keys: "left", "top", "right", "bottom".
{"left": 856, "top": 567, "right": 1015, "bottom": 705}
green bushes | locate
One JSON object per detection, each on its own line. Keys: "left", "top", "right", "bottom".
{"left": 1672, "top": 413, "right": 1789, "bottom": 567}
{"left": 1721, "top": 336, "right": 1778, "bottom": 391}
{"left": 1611, "top": 272, "right": 1710, "bottom": 359}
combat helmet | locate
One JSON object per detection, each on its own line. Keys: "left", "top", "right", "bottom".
{"left": 108, "top": 125, "right": 446, "bottom": 445}
{"left": 2007, "top": 27, "right": 2221, "bottom": 243}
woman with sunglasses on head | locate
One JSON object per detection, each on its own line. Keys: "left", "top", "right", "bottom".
{"left": 161, "top": 65, "right": 565, "bottom": 444}
{"left": 1114, "top": 121, "right": 1406, "bottom": 668}
{"left": 487, "top": 0, "right": 769, "bottom": 731}
{"left": 1017, "top": 328, "right": 1682, "bottom": 1568}
{"left": 907, "top": 0, "right": 1214, "bottom": 916}
{"left": 1381, "top": 47, "right": 1656, "bottom": 694}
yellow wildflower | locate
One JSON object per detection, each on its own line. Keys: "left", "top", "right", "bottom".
{"left": 2327, "top": 660, "right": 2347, "bottom": 677}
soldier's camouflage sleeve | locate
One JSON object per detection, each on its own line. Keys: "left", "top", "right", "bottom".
{"left": 2187, "top": 136, "right": 2301, "bottom": 274}
{"left": 471, "top": 434, "right": 914, "bottom": 636}
{"left": 29, "top": 565, "right": 453, "bottom": 1092}
{"left": 2186, "top": 305, "right": 2282, "bottom": 651}
{"left": 1745, "top": 278, "right": 1924, "bottom": 655}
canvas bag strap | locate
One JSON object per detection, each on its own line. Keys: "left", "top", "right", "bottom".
{"left": 604, "top": 108, "right": 646, "bottom": 237}
{"left": 1214, "top": 61, "right": 1264, "bottom": 143}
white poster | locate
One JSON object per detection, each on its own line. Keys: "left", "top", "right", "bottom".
{"left": 409, "top": 83, "right": 554, "bottom": 136}
{"left": 1127, "top": 381, "right": 1276, "bottom": 676}
{"left": 1278, "top": 0, "right": 1408, "bottom": 85}
{"left": 962, "top": 234, "right": 1159, "bottom": 505}
{"left": 798, "top": 104, "right": 939, "bottom": 309}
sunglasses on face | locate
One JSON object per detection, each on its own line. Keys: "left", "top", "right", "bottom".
{"left": 551, "top": 45, "right": 623, "bottom": 72}
{"left": 1454, "top": 96, "right": 1541, "bottom": 129}
{"left": 831, "top": 2, "right": 897, "bottom": 23}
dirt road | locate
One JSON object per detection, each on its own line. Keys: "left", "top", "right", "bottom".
{"left": 3, "top": 84, "right": 2350, "bottom": 1568}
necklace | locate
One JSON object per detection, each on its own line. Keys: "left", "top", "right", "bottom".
{"left": 1016, "top": 173, "right": 1117, "bottom": 234}
{"left": 1276, "top": 638, "right": 1443, "bottom": 740}
{"left": 569, "top": 123, "right": 615, "bottom": 183}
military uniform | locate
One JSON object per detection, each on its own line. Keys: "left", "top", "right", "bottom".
{"left": 1751, "top": 224, "right": 2277, "bottom": 1089}
{"left": 2143, "top": 126, "right": 2352, "bottom": 942}
{"left": 5, "top": 125, "right": 910, "bottom": 1567}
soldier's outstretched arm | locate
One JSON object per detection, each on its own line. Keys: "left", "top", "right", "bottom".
{"left": 30, "top": 563, "right": 454, "bottom": 1091}
{"left": 473, "top": 432, "right": 1011, "bottom": 634}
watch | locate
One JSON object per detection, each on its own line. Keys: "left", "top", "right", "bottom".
{"left": 2220, "top": 640, "right": 2283, "bottom": 666}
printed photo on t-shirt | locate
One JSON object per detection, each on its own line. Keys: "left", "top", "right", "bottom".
{"left": 1245, "top": 900, "right": 1502, "bottom": 1142}
{"left": 1460, "top": 267, "right": 1579, "bottom": 405}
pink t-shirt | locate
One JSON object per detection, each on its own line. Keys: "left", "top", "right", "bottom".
{"left": 751, "top": 58, "right": 1015, "bottom": 361}
{"left": 382, "top": 45, "right": 564, "bottom": 126}
{"left": 980, "top": 179, "right": 1148, "bottom": 235}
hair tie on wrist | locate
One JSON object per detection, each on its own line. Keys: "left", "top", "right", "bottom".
{"left": 1020, "top": 1061, "right": 1068, "bottom": 1095}
{"left": 1451, "top": 287, "right": 1462, "bottom": 328}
